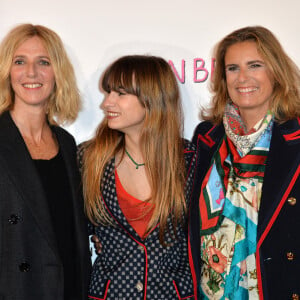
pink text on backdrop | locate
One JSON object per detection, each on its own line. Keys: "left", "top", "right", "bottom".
{"left": 168, "top": 58, "right": 216, "bottom": 84}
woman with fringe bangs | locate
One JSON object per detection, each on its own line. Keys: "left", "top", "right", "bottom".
{"left": 78, "top": 55, "right": 197, "bottom": 299}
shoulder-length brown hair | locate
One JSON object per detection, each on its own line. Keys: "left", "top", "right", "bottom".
{"left": 82, "top": 55, "right": 186, "bottom": 244}
{"left": 203, "top": 25, "right": 300, "bottom": 124}
{"left": 0, "top": 23, "right": 81, "bottom": 125}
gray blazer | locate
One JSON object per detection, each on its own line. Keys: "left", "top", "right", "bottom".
{"left": 0, "top": 111, "right": 91, "bottom": 300}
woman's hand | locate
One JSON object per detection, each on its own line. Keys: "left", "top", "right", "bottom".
{"left": 91, "top": 235, "right": 102, "bottom": 254}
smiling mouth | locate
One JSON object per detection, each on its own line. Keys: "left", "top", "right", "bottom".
{"left": 237, "top": 87, "right": 258, "bottom": 93}
{"left": 22, "top": 83, "right": 42, "bottom": 88}
{"left": 107, "top": 112, "right": 120, "bottom": 117}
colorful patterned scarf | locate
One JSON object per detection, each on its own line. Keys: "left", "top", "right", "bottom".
{"left": 198, "top": 104, "right": 273, "bottom": 299}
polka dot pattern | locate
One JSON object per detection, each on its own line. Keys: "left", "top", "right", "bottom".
{"left": 79, "top": 141, "right": 196, "bottom": 299}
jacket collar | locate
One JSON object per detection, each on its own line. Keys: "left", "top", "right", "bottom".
{"left": 257, "top": 119, "right": 300, "bottom": 239}
{"left": 193, "top": 123, "right": 225, "bottom": 186}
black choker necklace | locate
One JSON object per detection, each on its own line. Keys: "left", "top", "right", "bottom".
{"left": 125, "top": 149, "right": 145, "bottom": 169}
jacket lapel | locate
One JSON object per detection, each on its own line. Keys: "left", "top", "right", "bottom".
{"left": 53, "top": 126, "right": 90, "bottom": 293}
{"left": 193, "top": 123, "right": 225, "bottom": 204}
{"left": 53, "top": 126, "right": 83, "bottom": 229}
{"left": 101, "top": 160, "right": 144, "bottom": 241}
{"left": 257, "top": 119, "right": 300, "bottom": 240}
{"left": 0, "top": 111, "right": 60, "bottom": 258}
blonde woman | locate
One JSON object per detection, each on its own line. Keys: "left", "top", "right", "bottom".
{"left": 79, "top": 55, "right": 197, "bottom": 299}
{"left": 190, "top": 26, "right": 300, "bottom": 299}
{"left": 0, "top": 24, "right": 91, "bottom": 299}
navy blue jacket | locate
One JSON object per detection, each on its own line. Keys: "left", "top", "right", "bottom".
{"left": 189, "top": 118, "right": 300, "bottom": 300}
{"left": 79, "top": 140, "right": 197, "bottom": 300}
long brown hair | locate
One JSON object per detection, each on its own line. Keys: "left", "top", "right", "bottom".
{"left": 0, "top": 23, "right": 81, "bottom": 125}
{"left": 202, "top": 26, "right": 300, "bottom": 123}
{"left": 82, "top": 55, "right": 186, "bottom": 244}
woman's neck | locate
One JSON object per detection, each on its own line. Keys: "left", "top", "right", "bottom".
{"left": 10, "top": 107, "right": 48, "bottom": 143}
{"left": 239, "top": 109, "right": 267, "bottom": 132}
{"left": 124, "top": 134, "right": 143, "bottom": 162}
{"left": 11, "top": 108, "right": 58, "bottom": 160}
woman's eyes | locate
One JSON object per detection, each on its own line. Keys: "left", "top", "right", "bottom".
{"left": 249, "top": 63, "right": 263, "bottom": 69}
{"left": 13, "top": 59, "right": 51, "bottom": 66}
{"left": 105, "top": 90, "right": 127, "bottom": 96}
{"left": 226, "top": 65, "right": 239, "bottom": 72}
{"left": 116, "top": 88, "right": 127, "bottom": 96}
{"left": 14, "top": 59, "right": 24, "bottom": 65}
{"left": 39, "top": 59, "right": 51, "bottom": 66}
{"left": 225, "top": 63, "right": 264, "bottom": 72}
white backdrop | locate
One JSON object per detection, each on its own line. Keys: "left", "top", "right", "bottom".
{"left": 1, "top": 0, "right": 300, "bottom": 142}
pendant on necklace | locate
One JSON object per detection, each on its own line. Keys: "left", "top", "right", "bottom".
{"left": 125, "top": 149, "right": 145, "bottom": 170}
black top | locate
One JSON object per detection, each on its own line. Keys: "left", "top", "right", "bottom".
{"left": 33, "top": 150, "right": 78, "bottom": 300}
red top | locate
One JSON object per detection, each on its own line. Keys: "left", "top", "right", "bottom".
{"left": 115, "top": 170, "right": 154, "bottom": 239}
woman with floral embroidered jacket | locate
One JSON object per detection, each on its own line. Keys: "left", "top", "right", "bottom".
{"left": 78, "top": 55, "right": 197, "bottom": 299}
{"left": 189, "top": 26, "right": 300, "bottom": 300}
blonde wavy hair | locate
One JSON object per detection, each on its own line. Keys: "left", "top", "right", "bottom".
{"left": 0, "top": 23, "right": 81, "bottom": 125}
{"left": 202, "top": 25, "right": 300, "bottom": 124}
{"left": 82, "top": 55, "right": 186, "bottom": 244}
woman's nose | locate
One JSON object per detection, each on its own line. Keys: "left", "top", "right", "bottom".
{"left": 237, "top": 67, "right": 248, "bottom": 82}
{"left": 26, "top": 62, "right": 37, "bottom": 77}
{"left": 101, "top": 92, "right": 116, "bottom": 109}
